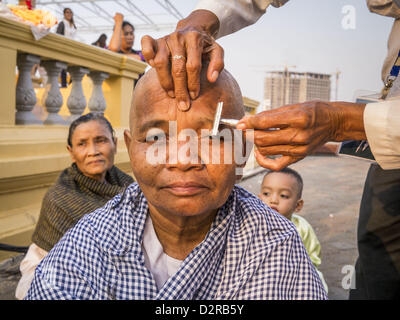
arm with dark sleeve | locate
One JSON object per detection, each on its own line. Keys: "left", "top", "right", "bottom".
{"left": 56, "top": 21, "right": 64, "bottom": 35}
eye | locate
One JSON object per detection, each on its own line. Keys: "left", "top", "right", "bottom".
{"left": 280, "top": 194, "right": 290, "bottom": 199}
{"left": 96, "top": 137, "right": 108, "bottom": 144}
{"left": 207, "top": 133, "right": 228, "bottom": 143}
{"left": 263, "top": 192, "right": 270, "bottom": 196}
{"left": 146, "top": 129, "right": 167, "bottom": 143}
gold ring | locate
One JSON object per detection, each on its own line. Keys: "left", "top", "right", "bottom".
{"left": 172, "top": 55, "right": 186, "bottom": 61}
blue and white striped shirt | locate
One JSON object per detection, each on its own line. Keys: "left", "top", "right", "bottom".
{"left": 26, "top": 183, "right": 327, "bottom": 300}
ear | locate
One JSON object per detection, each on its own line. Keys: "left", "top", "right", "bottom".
{"left": 295, "top": 199, "right": 304, "bottom": 212}
{"left": 113, "top": 136, "right": 118, "bottom": 152}
{"left": 67, "top": 145, "right": 76, "bottom": 163}
{"left": 124, "top": 129, "right": 132, "bottom": 152}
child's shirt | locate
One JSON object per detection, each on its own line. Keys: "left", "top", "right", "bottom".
{"left": 291, "top": 213, "right": 329, "bottom": 293}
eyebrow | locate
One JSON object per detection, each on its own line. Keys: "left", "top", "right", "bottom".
{"left": 262, "top": 186, "right": 293, "bottom": 193}
{"left": 138, "top": 119, "right": 169, "bottom": 134}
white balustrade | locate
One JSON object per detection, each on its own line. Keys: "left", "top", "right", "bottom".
{"left": 15, "top": 54, "right": 42, "bottom": 125}
{"left": 15, "top": 55, "right": 113, "bottom": 125}
{"left": 66, "top": 66, "right": 90, "bottom": 122}
{"left": 88, "top": 71, "right": 109, "bottom": 115}
{"left": 41, "top": 60, "right": 67, "bottom": 125}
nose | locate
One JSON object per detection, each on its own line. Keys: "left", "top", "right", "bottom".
{"left": 87, "top": 141, "right": 100, "bottom": 156}
{"left": 269, "top": 193, "right": 279, "bottom": 204}
{"left": 166, "top": 139, "right": 204, "bottom": 172}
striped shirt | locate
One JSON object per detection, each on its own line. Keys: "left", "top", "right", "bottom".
{"left": 26, "top": 183, "right": 327, "bottom": 300}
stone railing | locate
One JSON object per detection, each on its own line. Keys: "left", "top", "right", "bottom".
{"left": 0, "top": 16, "right": 147, "bottom": 127}
{"left": 0, "top": 16, "right": 147, "bottom": 259}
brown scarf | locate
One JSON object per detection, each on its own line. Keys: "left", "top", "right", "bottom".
{"left": 32, "top": 163, "right": 134, "bottom": 252}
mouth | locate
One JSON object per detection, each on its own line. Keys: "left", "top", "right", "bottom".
{"left": 161, "top": 182, "right": 208, "bottom": 196}
{"left": 87, "top": 159, "right": 105, "bottom": 166}
{"left": 269, "top": 206, "right": 279, "bottom": 212}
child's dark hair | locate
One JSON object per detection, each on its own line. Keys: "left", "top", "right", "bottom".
{"left": 67, "top": 113, "right": 115, "bottom": 147}
{"left": 264, "top": 167, "right": 304, "bottom": 198}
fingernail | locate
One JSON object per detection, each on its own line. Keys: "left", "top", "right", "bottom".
{"left": 149, "top": 59, "right": 154, "bottom": 67}
{"left": 189, "top": 91, "right": 197, "bottom": 99}
{"left": 236, "top": 123, "right": 246, "bottom": 130}
{"left": 178, "top": 100, "right": 190, "bottom": 111}
{"left": 167, "top": 90, "right": 175, "bottom": 98}
{"left": 211, "top": 71, "right": 219, "bottom": 82}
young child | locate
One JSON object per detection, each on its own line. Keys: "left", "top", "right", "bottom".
{"left": 259, "top": 167, "right": 328, "bottom": 293}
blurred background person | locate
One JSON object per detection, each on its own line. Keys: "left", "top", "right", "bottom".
{"left": 108, "top": 12, "right": 145, "bottom": 62}
{"left": 56, "top": 8, "right": 77, "bottom": 87}
{"left": 92, "top": 33, "right": 108, "bottom": 48}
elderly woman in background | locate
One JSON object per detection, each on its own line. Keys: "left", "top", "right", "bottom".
{"left": 15, "top": 113, "right": 134, "bottom": 299}
{"left": 108, "top": 12, "right": 145, "bottom": 62}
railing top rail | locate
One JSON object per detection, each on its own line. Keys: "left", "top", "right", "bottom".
{"left": 0, "top": 16, "right": 147, "bottom": 79}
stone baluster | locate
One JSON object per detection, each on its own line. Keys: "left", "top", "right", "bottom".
{"left": 67, "top": 66, "right": 89, "bottom": 122}
{"left": 42, "top": 60, "right": 68, "bottom": 125}
{"left": 15, "top": 54, "right": 42, "bottom": 125}
{"left": 88, "top": 71, "right": 109, "bottom": 115}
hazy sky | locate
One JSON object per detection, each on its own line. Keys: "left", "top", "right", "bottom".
{"left": 29, "top": 0, "right": 395, "bottom": 105}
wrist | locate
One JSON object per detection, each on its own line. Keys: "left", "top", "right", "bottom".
{"left": 176, "top": 9, "right": 220, "bottom": 38}
{"left": 332, "top": 102, "right": 366, "bottom": 141}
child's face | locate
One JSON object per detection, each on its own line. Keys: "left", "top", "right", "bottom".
{"left": 258, "top": 172, "right": 303, "bottom": 219}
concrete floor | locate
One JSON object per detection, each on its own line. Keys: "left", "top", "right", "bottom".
{"left": 0, "top": 154, "right": 371, "bottom": 300}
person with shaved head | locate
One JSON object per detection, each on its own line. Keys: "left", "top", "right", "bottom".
{"left": 25, "top": 66, "right": 326, "bottom": 300}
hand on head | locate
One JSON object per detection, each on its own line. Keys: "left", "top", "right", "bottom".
{"left": 141, "top": 10, "right": 224, "bottom": 112}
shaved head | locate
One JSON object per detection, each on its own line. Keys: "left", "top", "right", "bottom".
{"left": 129, "top": 66, "right": 244, "bottom": 134}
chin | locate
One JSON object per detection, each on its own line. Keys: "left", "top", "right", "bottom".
{"left": 154, "top": 199, "right": 217, "bottom": 218}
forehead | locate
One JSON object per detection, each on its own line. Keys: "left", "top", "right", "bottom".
{"left": 262, "top": 172, "right": 299, "bottom": 190}
{"left": 123, "top": 25, "right": 134, "bottom": 32}
{"left": 71, "top": 120, "right": 111, "bottom": 139}
{"left": 132, "top": 79, "right": 242, "bottom": 133}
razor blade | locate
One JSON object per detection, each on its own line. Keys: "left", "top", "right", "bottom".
{"left": 211, "top": 101, "right": 240, "bottom": 136}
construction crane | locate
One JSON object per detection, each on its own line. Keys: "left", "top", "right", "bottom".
{"left": 333, "top": 68, "right": 341, "bottom": 101}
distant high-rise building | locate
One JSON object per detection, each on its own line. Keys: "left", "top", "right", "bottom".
{"left": 264, "top": 71, "right": 331, "bottom": 110}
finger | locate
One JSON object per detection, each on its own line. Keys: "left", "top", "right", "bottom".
{"left": 254, "top": 149, "right": 303, "bottom": 171}
{"left": 167, "top": 35, "right": 190, "bottom": 111}
{"left": 206, "top": 42, "right": 224, "bottom": 83}
{"left": 141, "top": 35, "right": 157, "bottom": 67}
{"left": 153, "top": 38, "right": 174, "bottom": 97}
{"left": 237, "top": 104, "right": 309, "bottom": 131}
{"left": 185, "top": 32, "right": 203, "bottom": 100}
{"left": 253, "top": 128, "right": 309, "bottom": 148}
{"left": 236, "top": 111, "right": 290, "bottom": 131}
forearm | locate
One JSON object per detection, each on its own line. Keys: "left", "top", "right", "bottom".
{"left": 108, "top": 23, "right": 123, "bottom": 52}
{"left": 332, "top": 101, "right": 367, "bottom": 141}
{"left": 194, "top": 0, "right": 289, "bottom": 38}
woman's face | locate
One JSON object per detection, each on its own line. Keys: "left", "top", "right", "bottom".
{"left": 67, "top": 120, "right": 117, "bottom": 182}
{"left": 64, "top": 9, "right": 73, "bottom": 21}
{"left": 121, "top": 24, "right": 134, "bottom": 50}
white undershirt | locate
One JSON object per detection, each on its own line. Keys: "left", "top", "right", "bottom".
{"left": 142, "top": 215, "right": 183, "bottom": 290}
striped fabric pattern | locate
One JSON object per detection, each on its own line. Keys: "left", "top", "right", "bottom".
{"left": 32, "top": 164, "right": 134, "bottom": 252}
